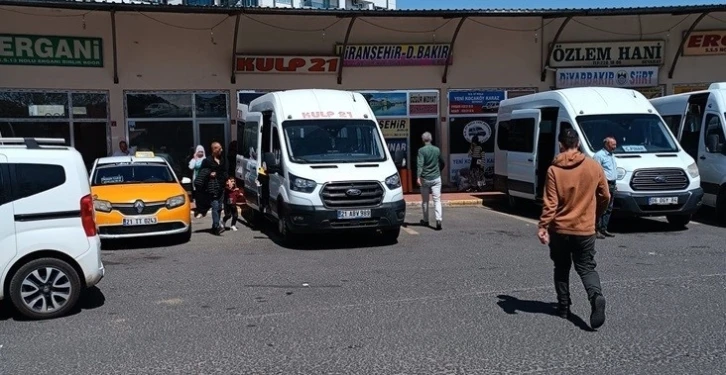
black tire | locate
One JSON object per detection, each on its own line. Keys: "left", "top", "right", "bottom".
{"left": 9, "top": 258, "right": 82, "bottom": 320}
{"left": 666, "top": 214, "right": 691, "bottom": 228}
{"left": 381, "top": 227, "right": 401, "bottom": 244}
{"left": 176, "top": 224, "right": 192, "bottom": 243}
{"left": 277, "top": 207, "right": 300, "bottom": 246}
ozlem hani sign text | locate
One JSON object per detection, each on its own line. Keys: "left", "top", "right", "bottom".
{"left": 0, "top": 34, "right": 103, "bottom": 67}
{"left": 550, "top": 40, "right": 664, "bottom": 68}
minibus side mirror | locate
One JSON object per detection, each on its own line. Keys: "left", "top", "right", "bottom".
{"left": 393, "top": 150, "right": 406, "bottom": 168}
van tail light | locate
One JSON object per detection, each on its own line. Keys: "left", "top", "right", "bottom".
{"left": 80, "top": 194, "right": 97, "bottom": 237}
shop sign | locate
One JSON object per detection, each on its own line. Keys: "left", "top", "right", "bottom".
{"left": 386, "top": 138, "right": 408, "bottom": 156}
{"left": 448, "top": 116, "right": 497, "bottom": 191}
{"left": 556, "top": 67, "right": 659, "bottom": 88}
{"left": 358, "top": 91, "right": 408, "bottom": 117}
{"left": 550, "top": 40, "right": 664, "bottom": 68}
{"left": 448, "top": 90, "right": 505, "bottom": 115}
{"left": 408, "top": 91, "right": 439, "bottom": 116}
{"left": 234, "top": 56, "right": 339, "bottom": 74}
{"left": 0, "top": 34, "right": 103, "bottom": 67}
{"left": 673, "top": 83, "right": 709, "bottom": 94}
{"left": 378, "top": 118, "right": 409, "bottom": 138}
{"left": 683, "top": 30, "right": 726, "bottom": 55}
{"left": 335, "top": 44, "right": 451, "bottom": 66}
{"left": 635, "top": 86, "right": 665, "bottom": 99}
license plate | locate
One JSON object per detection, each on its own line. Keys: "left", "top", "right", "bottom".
{"left": 337, "top": 209, "right": 372, "bottom": 220}
{"left": 122, "top": 216, "right": 158, "bottom": 226}
{"left": 648, "top": 197, "right": 678, "bottom": 205}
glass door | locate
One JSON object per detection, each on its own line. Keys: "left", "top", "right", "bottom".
{"left": 128, "top": 120, "right": 194, "bottom": 178}
{"left": 197, "top": 121, "right": 227, "bottom": 155}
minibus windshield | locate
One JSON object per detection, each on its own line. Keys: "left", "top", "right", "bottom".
{"left": 282, "top": 119, "right": 386, "bottom": 164}
{"left": 576, "top": 113, "right": 679, "bottom": 154}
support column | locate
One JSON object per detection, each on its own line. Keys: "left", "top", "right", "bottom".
{"left": 540, "top": 16, "right": 572, "bottom": 82}
{"left": 110, "top": 10, "right": 119, "bottom": 84}
{"left": 230, "top": 13, "right": 241, "bottom": 85}
{"left": 668, "top": 12, "right": 710, "bottom": 79}
{"left": 337, "top": 17, "right": 357, "bottom": 85}
{"left": 442, "top": 17, "right": 467, "bottom": 84}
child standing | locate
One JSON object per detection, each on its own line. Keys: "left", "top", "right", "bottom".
{"left": 222, "top": 177, "right": 240, "bottom": 231}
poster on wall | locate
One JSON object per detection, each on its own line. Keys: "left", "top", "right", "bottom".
{"left": 408, "top": 91, "right": 439, "bottom": 116}
{"left": 448, "top": 90, "right": 505, "bottom": 115}
{"left": 378, "top": 118, "right": 409, "bottom": 138}
{"left": 386, "top": 137, "right": 408, "bottom": 159}
{"left": 673, "top": 83, "right": 709, "bottom": 94}
{"left": 448, "top": 117, "right": 497, "bottom": 192}
{"left": 358, "top": 91, "right": 408, "bottom": 117}
{"left": 635, "top": 86, "right": 665, "bottom": 99}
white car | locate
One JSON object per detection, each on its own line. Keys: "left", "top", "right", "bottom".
{"left": 0, "top": 137, "right": 105, "bottom": 319}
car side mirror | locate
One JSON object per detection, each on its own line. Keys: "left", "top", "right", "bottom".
{"left": 180, "top": 177, "right": 192, "bottom": 191}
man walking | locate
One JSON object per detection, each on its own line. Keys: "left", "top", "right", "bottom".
{"left": 594, "top": 137, "right": 618, "bottom": 239}
{"left": 196, "top": 142, "right": 228, "bottom": 235}
{"left": 416, "top": 132, "right": 445, "bottom": 230}
{"left": 537, "top": 129, "right": 611, "bottom": 330}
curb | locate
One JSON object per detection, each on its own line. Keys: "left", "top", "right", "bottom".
{"left": 405, "top": 199, "right": 483, "bottom": 208}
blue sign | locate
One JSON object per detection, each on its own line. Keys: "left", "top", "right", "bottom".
{"left": 448, "top": 90, "right": 505, "bottom": 115}
{"left": 386, "top": 138, "right": 408, "bottom": 156}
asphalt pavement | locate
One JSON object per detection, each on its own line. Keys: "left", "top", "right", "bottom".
{"left": 1, "top": 202, "right": 725, "bottom": 374}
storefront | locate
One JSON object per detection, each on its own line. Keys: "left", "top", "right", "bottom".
{"left": 124, "top": 91, "right": 230, "bottom": 177}
{"left": 0, "top": 89, "right": 110, "bottom": 169}
{"left": 447, "top": 88, "right": 537, "bottom": 192}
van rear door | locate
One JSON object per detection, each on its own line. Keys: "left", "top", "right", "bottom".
{"left": 506, "top": 109, "right": 541, "bottom": 200}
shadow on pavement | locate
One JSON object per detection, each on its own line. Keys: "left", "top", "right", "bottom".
{"left": 496, "top": 294, "right": 593, "bottom": 332}
{"left": 0, "top": 286, "right": 106, "bottom": 322}
{"left": 102, "top": 235, "right": 189, "bottom": 250}
{"left": 692, "top": 207, "right": 725, "bottom": 228}
{"left": 608, "top": 217, "right": 687, "bottom": 234}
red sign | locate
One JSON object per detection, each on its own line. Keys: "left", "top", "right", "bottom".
{"left": 301, "top": 111, "right": 353, "bottom": 119}
{"left": 235, "top": 56, "right": 339, "bottom": 74}
{"left": 684, "top": 30, "right": 726, "bottom": 56}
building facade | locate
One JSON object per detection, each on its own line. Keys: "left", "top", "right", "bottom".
{"left": 1, "top": 3, "right": 724, "bottom": 188}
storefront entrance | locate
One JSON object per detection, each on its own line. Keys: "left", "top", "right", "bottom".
{"left": 125, "top": 91, "right": 229, "bottom": 178}
{"left": 0, "top": 90, "right": 110, "bottom": 170}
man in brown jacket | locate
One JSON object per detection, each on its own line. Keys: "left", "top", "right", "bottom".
{"left": 537, "top": 128, "right": 611, "bottom": 330}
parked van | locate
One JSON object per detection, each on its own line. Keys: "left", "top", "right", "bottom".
{"left": 235, "top": 89, "right": 406, "bottom": 244}
{"left": 650, "top": 83, "right": 726, "bottom": 223}
{"left": 493, "top": 87, "right": 703, "bottom": 227}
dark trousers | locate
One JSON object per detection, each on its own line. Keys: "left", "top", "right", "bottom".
{"left": 597, "top": 181, "right": 616, "bottom": 231}
{"left": 210, "top": 196, "right": 223, "bottom": 230}
{"left": 549, "top": 233, "right": 603, "bottom": 306}
{"left": 222, "top": 203, "right": 238, "bottom": 226}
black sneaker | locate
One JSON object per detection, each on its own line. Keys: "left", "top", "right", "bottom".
{"left": 420, "top": 220, "right": 429, "bottom": 227}
{"left": 590, "top": 294, "right": 606, "bottom": 329}
{"left": 596, "top": 232, "right": 606, "bottom": 239}
{"left": 602, "top": 230, "right": 615, "bottom": 237}
{"left": 557, "top": 305, "right": 571, "bottom": 319}
{"left": 436, "top": 221, "right": 442, "bottom": 230}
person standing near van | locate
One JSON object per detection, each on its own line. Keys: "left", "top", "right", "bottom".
{"left": 537, "top": 129, "right": 611, "bottom": 330}
{"left": 593, "top": 137, "right": 618, "bottom": 239}
{"left": 188, "top": 145, "right": 207, "bottom": 219}
{"left": 196, "top": 142, "right": 228, "bottom": 235}
{"left": 417, "top": 132, "right": 445, "bottom": 230}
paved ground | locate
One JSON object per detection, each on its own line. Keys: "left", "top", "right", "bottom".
{"left": 1, "top": 200, "right": 725, "bottom": 374}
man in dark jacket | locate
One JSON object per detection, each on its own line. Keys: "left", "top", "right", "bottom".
{"left": 538, "top": 129, "right": 611, "bottom": 330}
{"left": 196, "top": 142, "right": 228, "bottom": 235}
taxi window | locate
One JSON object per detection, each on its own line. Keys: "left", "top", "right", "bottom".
{"left": 92, "top": 163, "right": 175, "bottom": 186}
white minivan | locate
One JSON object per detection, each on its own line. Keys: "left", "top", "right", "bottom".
{"left": 493, "top": 87, "right": 703, "bottom": 227}
{"left": 235, "top": 89, "right": 406, "bottom": 244}
{"left": 650, "top": 82, "right": 726, "bottom": 223}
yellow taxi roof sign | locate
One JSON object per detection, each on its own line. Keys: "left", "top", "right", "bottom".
{"left": 134, "top": 151, "right": 155, "bottom": 158}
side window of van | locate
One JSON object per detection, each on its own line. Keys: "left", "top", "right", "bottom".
{"left": 242, "top": 120, "right": 259, "bottom": 159}
{"left": 661, "top": 115, "right": 682, "bottom": 137}
{"left": 272, "top": 129, "right": 283, "bottom": 170}
{"left": 236, "top": 121, "right": 245, "bottom": 155}
{"left": 704, "top": 114, "right": 725, "bottom": 153}
{"left": 508, "top": 118, "right": 535, "bottom": 153}
{"left": 11, "top": 164, "right": 66, "bottom": 202}
{"left": 496, "top": 121, "right": 510, "bottom": 151}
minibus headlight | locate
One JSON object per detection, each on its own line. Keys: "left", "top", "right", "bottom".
{"left": 616, "top": 167, "right": 626, "bottom": 180}
{"left": 93, "top": 199, "right": 112, "bottom": 213}
{"left": 385, "top": 173, "right": 401, "bottom": 190}
{"left": 289, "top": 173, "right": 316, "bottom": 193}
{"left": 686, "top": 163, "right": 699, "bottom": 178}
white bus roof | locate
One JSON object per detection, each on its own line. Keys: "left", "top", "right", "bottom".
{"left": 500, "top": 87, "right": 655, "bottom": 116}
{"left": 650, "top": 82, "right": 726, "bottom": 105}
{"left": 248, "top": 89, "right": 375, "bottom": 121}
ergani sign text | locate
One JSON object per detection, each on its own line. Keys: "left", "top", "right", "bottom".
{"left": 550, "top": 40, "right": 664, "bottom": 68}
{"left": 335, "top": 44, "right": 451, "bottom": 66}
{"left": 683, "top": 30, "right": 726, "bottom": 55}
{"left": 235, "top": 56, "right": 339, "bottom": 74}
{"left": 556, "top": 67, "right": 659, "bottom": 88}
{"left": 0, "top": 34, "right": 103, "bottom": 67}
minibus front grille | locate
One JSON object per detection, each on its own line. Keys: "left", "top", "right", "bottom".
{"left": 321, "top": 181, "right": 384, "bottom": 208}
{"left": 629, "top": 168, "right": 689, "bottom": 191}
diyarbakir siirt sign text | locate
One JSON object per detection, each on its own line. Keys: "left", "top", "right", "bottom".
{"left": 0, "top": 34, "right": 103, "bottom": 67}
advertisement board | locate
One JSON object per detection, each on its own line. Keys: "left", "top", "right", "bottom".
{"left": 556, "top": 67, "right": 659, "bottom": 88}
{"left": 448, "top": 90, "right": 505, "bottom": 115}
{"left": 682, "top": 31, "right": 726, "bottom": 56}
{"left": 550, "top": 40, "right": 665, "bottom": 67}
{"left": 335, "top": 44, "right": 451, "bottom": 66}
{"left": 234, "top": 56, "right": 339, "bottom": 74}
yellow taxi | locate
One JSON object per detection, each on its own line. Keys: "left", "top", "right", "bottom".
{"left": 89, "top": 152, "right": 192, "bottom": 241}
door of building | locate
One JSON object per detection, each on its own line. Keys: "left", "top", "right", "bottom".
{"left": 197, "top": 121, "right": 228, "bottom": 155}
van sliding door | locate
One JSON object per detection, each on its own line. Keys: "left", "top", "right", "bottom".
{"left": 506, "top": 109, "right": 541, "bottom": 199}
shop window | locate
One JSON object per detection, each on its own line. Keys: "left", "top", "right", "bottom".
{"left": 507, "top": 118, "right": 535, "bottom": 153}
{"left": 0, "top": 91, "right": 69, "bottom": 119}
{"left": 126, "top": 93, "right": 193, "bottom": 118}
{"left": 72, "top": 93, "right": 108, "bottom": 119}
{"left": 195, "top": 93, "right": 228, "bottom": 118}
{"left": 704, "top": 114, "right": 725, "bottom": 153}
{"left": 128, "top": 120, "right": 194, "bottom": 177}
{"left": 74, "top": 122, "right": 108, "bottom": 170}
{"left": 0, "top": 121, "right": 71, "bottom": 145}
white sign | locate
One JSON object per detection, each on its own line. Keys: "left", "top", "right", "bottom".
{"left": 550, "top": 40, "right": 665, "bottom": 68}
{"left": 556, "top": 67, "right": 659, "bottom": 89}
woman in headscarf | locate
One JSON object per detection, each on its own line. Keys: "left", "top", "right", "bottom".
{"left": 188, "top": 145, "right": 208, "bottom": 218}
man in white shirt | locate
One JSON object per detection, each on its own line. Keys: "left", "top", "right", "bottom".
{"left": 112, "top": 140, "right": 131, "bottom": 156}
{"left": 593, "top": 137, "right": 618, "bottom": 239}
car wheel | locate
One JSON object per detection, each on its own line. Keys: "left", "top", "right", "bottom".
{"left": 381, "top": 227, "right": 401, "bottom": 244}
{"left": 9, "top": 258, "right": 81, "bottom": 320}
{"left": 666, "top": 214, "right": 691, "bottom": 228}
